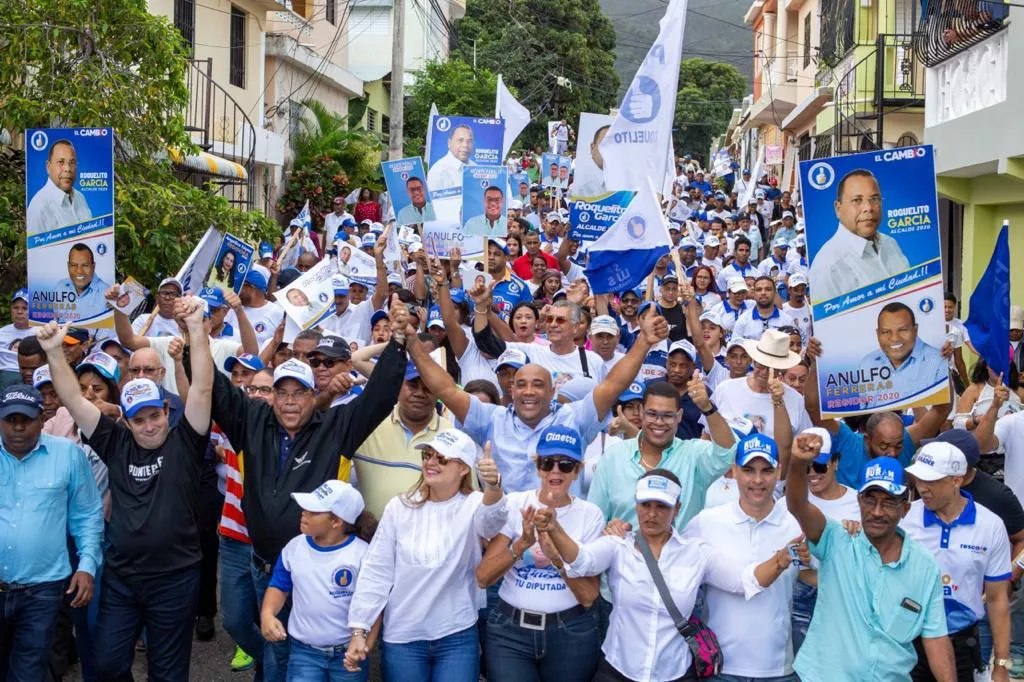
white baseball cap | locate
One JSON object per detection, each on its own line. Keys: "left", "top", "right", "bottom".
{"left": 1011, "top": 305, "right": 1024, "bottom": 331}
{"left": 414, "top": 429, "right": 478, "bottom": 466}
{"left": 635, "top": 475, "right": 682, "bottom": 507}
{"left": 509, "top": 199, "right": 523, "bottom": 210}
{"left": 589, "top": 315, "right": 620, "bottom": 337}
{"left": 291, "top": 480, "right": 365, "bottom": 524}
{"left": 704, "top": 234, "right": 721, "bottom": 248}
{"left": 120, "top": 378, "right": 164, "bottom": 418}
{"left": 699, "top": 309, "right": 723, "bottom": 328}
{"left": 905, "top": 441, "right": 968, "bottom": 481}
{"left": 273, "top": 358, "right": 315, "bottom": 389}
{"left": 788, "top": 272, "right": 808, "bottom": 287}
{"left": 727, "top": 278, "right": 748, "bottom": 293}
{"left": 668, "top": 339, "right": 697, "bottom": 361}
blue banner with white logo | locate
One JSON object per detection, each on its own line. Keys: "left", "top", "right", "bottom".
{"left": 25, "top": 127, "right": 115, "bottom": 328}
{"left": 568, "top": 191, "right": 637, "bottom": 243}
{"left": 800, "top": 145, "right": 949, "bottom": 417}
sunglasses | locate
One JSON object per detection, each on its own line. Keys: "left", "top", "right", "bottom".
{"left": 308, "top": 357, "right": 345, "bottom": 369}
{"left": 421, "top": 450, "right": 452, "bottom": 466}
{"left": 538, "top": 458, "right": 577, "bottom": 473}
{"left": 544, "top": 314, "right": 570, "bottom": 325}
{"left": 807, "top": 461, "right": 829, "bottom": 475}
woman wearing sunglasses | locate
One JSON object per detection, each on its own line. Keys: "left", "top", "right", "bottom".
{"left": 537, "top": 469, "right": 796, "bottom": 682}
{"left": 476, "top": 425, "right": 604, "bottom": 682}
{"left": 345, "top": 429, "right": 506, "bottom": 681}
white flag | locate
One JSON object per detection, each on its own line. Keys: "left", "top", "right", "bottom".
{"left": 175, "top": 225, "right": 223, "bottom": 294}
{"left": 495, "top": 75, "right": 530, "bottom": 161}
{"left": 741, "top": 146, "right": 765, "bottom": 206}
{"left": 424, "top": 102, "right": 439, "bottom": 162}
{"left": 600, "top": 0, "right": 687, "bottom": 191}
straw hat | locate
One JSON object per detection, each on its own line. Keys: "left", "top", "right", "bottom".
{"left": 742, "top": 329, "right": 802, "bottom": 370}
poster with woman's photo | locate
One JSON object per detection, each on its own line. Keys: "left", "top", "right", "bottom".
{"left": 278, "top": 258, "right": 335, "bottom": 330}
{"left": 204, "top": 233, "right": 254, "bottom": 293}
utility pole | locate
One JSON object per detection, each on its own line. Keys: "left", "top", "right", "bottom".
{"left": 388, "top": 0, "right": 406, "bottom": 160}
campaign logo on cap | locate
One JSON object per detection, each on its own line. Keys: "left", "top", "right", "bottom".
{"left": 635, "top": 474, "right": 682, "bottom": 507}
{"left": 788, "top": 272, "right": 808, "bottom": 287}
{"left": 225, "top": 353, "right": 265, "bottom": 373}
{"left": 487, "top": 238, "right": 509, "bottom": 255}
{"left": 387, "top": 273, "right": 403, "bottom": 286}
{"left": 77, "top": 351, "right": 120, "bottom": 382}
{"left": 291, "top": 479, "right": 366, "bottom": 525}
{"left": 905, "top": 441, "right": 967, "bottom": 482}
{"left": 427, "top": 306, "right": 445, "bottom": 329}
{"left": 361, "top": 234, "right": 377, "bottom": 247}
{"left": 32, "top": 365, "right": 52, "bottom": 389}
{"left": 704, "top": 235, "right": 721, "bottom": 248}
{"left": 258, "top": 241, "right": 274, "bottom": 258}
{"left": 332, "top": 275, "right": 350, "bottom": 295}
{"left": 736, "top": 434, "right": 779, "bottom": 467}
{"left": 273, "top": 359, "right": 315, "bottom": 389}
{"left": 314, "top": 336, "right": 352, "bottom": 359}
{"left": 120, "top": 379, "right": 164, "bottom": 418}
{"left": 699, "top": 309, "right": 723, "bottom": 328}
{"left": 198, "top": 287, "right": 227, "bottom": 310}
{"left": 414, "top": 428, "right": 478, "bottom": 466}
{"left": 496, "top": 348, "right": 529, "bottom": 371}
{"left": 618, "top": 382, "right": 644, "bottom": 404}
{"left": 589, "top": 315, "right": 619, "bottom": 337}
{"left": 11, "top": 288, "right": 29, "bottom": 304}
{"left": 536, "top": 425, "right": 584, "bottom": 462}
{"left": 772, "top": 237, "right": 789, "bottom": 249}
{"left": 859, "top": 458, "right": 907, "bottom": 496}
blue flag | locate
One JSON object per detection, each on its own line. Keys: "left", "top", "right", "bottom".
{"left": 965, "top": 222, "right": 1011, "bottom": 381}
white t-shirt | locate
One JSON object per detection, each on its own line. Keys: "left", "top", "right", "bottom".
{"left": 0, "top": 324, "right": 33, "bottom": 371}
{"left": 709, "top": 378, "right": 812, "bottom": 438}
{"left": 783, "top": 301, "right": 813, "bottom": 341}
{"left": 274, "top": 534, "right": 369, "bottom": 647}
{"left": 506, "top": 341, "right": 605, "bottom": 382}
{"left": 148, "top": 335, "right": 240, "bottom": 393}
{"left": 498, "top": 490, "right": 604, "bottom": 612}
{"left": 810, "top": 485, "right": 860, "bottom": 522}
{"left": 132, "top": 312, "right": 181, "bottom": 338}
{"left": 244, "top": 301, "right": 284, "bottom": 347}
{"left": 319, "top": 300, "right": 375, "bottom": 347}
{"left": 457, "top": 332, "right": 498, "bottom": 386}
{"left": 994, "top": 413, "right": 1024, "bottom": 504}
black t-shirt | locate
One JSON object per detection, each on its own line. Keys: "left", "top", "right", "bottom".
{"left": 85, "top": 414, "right": 210, "bottom": 577}
{"left": 963, "top": 469, "right": 1024, "bottom": 537}
{"left": 661, "top": 303, "right": 689, "bottom": 342}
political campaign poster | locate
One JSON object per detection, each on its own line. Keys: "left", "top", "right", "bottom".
{"left": 382, "top": 157, "right": 436, "bottom": 226}
{"left": 547, "top": 121, "right": 560, "bottom": 153}
{"left": 712, "top": 149, "right": 732, "bottom": 177}
{"left": 25, "top": 127, "right": 115, "bottom": 327}
{"left": 765, "top": 144, "right": 784, "bottom": 166}
{"left": 110, "top": 277, "right": 148, "bottom": 317}
{"left": 568, "top": 191, "right": 637, "bottom": 244}
{"left": 510, "top": 172, "right": 531, "bottom": 204}
{"left": 462, "top": 166, "right": 508, "bottom": 238}
{"left": 338, "top": 246, "right": 377, "bottom": 287}
{"left": 422, "top": 221, "right": 484, "bottom": 259}
{"left": 459, "top": 262, "right": 493, "bottom": 291}
{"left": 541, "top": 153, "right": 568, "bottom": 189}
{"left": 800, "top": 145, "right": 948, "bottom": 417}
{"left": 277, "top": 257, "right": 335, "bottom": 331}
{"left": 426, "top": 116, "right": 505, "bottom": 200}
{"left": 572, "top": 113, "right": 614, "bottom": 197}
{"left": 176, "top": 226, "right": 224, "bottom": 294}
{"left": 204, "top": 233, "right": 254, "bottom": 294}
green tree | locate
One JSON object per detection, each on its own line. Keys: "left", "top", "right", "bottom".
{"left": 0, "top": 0, "right": 276, "bottom": 297}
{"left": 448, "top": 0, "right": 619, "bottom": 149}
{"left": 673, "top": 58, "right": 747, "bottom": 163}
{"left": 403, "top": 58, "right": 500, "bottom": 158}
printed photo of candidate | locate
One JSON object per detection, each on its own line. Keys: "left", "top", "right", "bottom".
{"left": 857, "top": 301, "right": 948, "bottom": 406}
{"left": 542, "top": 153, "right": 561, "bottom": 189}
{"left": 206, "top": 249, "right": 240, "bottom": 291}
{"left": 55, "top": 243, "right": 112, "bottom": 322}
{"left": 557, "top": 158, "right": 571, "bottom": 190}
{"left": 808, "top": 168, "right": 910, "bottom": 302}
{"left": 463, "top": 182, "right": 508, "bottom": 238}
{"left": 395, "top": 176, "right": 436, "bottom": 225}
{"left": 26, "top": 139, "right": 94, "bottom": 236}
{"left": 427, "top": 123, "right": 476, "bottom": 193}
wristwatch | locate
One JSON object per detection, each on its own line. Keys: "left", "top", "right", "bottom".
{"left": 995, "top": 658, "right": 1013, "bottom": 672}
{"left": 699, "top": 402, "right": 718, "bottom": 416}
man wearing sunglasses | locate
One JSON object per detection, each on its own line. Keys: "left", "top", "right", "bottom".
{"left": 787, "top": 430, "right": 956, "bottom": 682}
{"left": 307, "top": 336, "right": 357, "bottom": 408}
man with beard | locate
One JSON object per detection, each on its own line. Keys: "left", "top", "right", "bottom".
{"left": 731, "top": 276, "right": 795, "bottom": 341}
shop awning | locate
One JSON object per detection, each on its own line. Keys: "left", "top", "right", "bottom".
{"left": 169, "top": 148, "right": 248, "bottom": 180}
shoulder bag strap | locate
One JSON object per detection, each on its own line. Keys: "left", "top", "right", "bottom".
{"left": 578, "top": 346, "right": 591, "bottom": 378}
{"left": 636, "top": 534, "right": 691, "bottom": 639}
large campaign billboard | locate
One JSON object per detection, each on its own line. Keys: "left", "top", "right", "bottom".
{"left": 572, "top": 113, "right": 614, "bottom": 197}
{"left": 801, "top": 145, "right": 949, "bottom": 417}
{"left": 25, "top": 127, "right": 115, "bottom": 328}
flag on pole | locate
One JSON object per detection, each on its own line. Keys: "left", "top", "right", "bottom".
{"left": 294, "top": 200, "right": 320, "bottom": 256}
{"left": 965, "top": 221, "right": 1012, "bottom": 382}
{"left": 585, "top": 178, "right": 672, "bottom": 295}
{"left": 176, "top": 226, "right": 223, "bottom": 294}
{"left": 599, "top": 0, "right": 687, "bottom": 191}
{"left": 741, "top": 145, "right": 765, "bottom": 206}
{"left": 424, "top": 103, "right": 439, "bottom": 163}
{"left": 495, "top": 75, "right": 531, "bottom": 161}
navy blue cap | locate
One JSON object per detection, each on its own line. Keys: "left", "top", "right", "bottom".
{"left": 0, "top": 385, "right": 43, "bottom": 420}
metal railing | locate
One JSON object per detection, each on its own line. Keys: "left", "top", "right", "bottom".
{"left": 819, "top": 0, "right": 857, "bottom": 64}
{"left": 915, "top": 0, "right": 1009, "bottom": 66}
{"left": 176, "top": 58, "right": 256, "bottom": 211}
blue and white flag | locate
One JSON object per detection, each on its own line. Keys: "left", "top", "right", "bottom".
{"left": 496, "top": 75, "right": 530, "bottom": 161}
{"left": 424, "top": 103, "right": 439, "bottom": 164}
{"left": 599, "top": 0, "right": 687, "bottom": 191}
{"left": 294, "top": 200, "right": 319, "bottom": 256}
{"left": 585, "top": 179, "right": 672, "bottom": 295}
{"left": 966, "top": 221, "right": 1011, "bottom": 382}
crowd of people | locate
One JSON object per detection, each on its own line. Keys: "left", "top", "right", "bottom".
{"left": 4, "top": 151, "right": 1024, "bottom": 682}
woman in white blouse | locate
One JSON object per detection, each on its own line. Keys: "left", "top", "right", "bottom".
{"left": 344, "top": 429, "right": 506, "bottom": 681}
{"left": 536, "top": 469, "right": 796, "bottom": 682}
{"left": 476, "top": 425, "right": 604, "bottom": 682}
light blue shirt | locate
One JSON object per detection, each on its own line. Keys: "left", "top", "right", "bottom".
{"left": 0, "top": 433, "right": 104, "bottom": 584}
{"left": 54, "top": 274, "right": 112, "bottom": 323}
{"left": 858, "top": 337, "right": 948, "bottom": 407}
{"left": 795, "top": 519, "right": 947, "bottom": 681}
{"left": 833, "top": 421, "right": 916, "bottom": 489}
{"left": 587, "top": 434, "right": 736, "bottom": 532}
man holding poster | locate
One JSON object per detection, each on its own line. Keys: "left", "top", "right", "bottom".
{"left": 463, "top": 166, "right": 508, "bottom": 238}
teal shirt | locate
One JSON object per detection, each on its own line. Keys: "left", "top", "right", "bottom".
{"left": 795, "top": 519, "right": 947, "bottom": 681}
{"left": 587, "top": 433, "right": 735, "bottom": 532}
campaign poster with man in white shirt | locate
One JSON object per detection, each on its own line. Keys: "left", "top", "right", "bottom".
{"left": 571, "top": 113, "right": 613, "bottom": 198}
{"left": 426, "top": 116, "right": 504, "bottom": 200}
{"left": 462, "top": 166, "right": 508, "bottom": 238}
{"left": 382, "top": 157, "right": 436, "bottom": 227}
{"left": 801, "top": 146, "right": 948, "bottom": 417}
{"left": 26, "top": 127, "right": 115, "bottom": 329}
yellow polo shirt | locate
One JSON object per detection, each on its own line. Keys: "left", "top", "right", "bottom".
{"left": 353, "top": 407, "right": 452, "bottom": 520}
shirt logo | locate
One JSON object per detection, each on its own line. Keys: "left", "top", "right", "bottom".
{"left": 292, "top": 452, "right": 311, "bottom": 471}
{"left": 129, "top": 456, "right": 163, "bottom": 483}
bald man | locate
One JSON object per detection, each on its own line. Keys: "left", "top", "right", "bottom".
{"left": 128, "top": 347, "right": 185, "bottom": 427}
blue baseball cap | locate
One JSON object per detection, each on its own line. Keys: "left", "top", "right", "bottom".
{"left": 858, "top": 457, "right": 907, "bottom": 496}
{"left": 225, "top": 353, "right": 265, "bottom": 373}
{"left": 638, "top": 301, "right": 663, "bottom": 318}
{"left": 341, "top": 217, "right": 357, "bottom": 228}
{"left": 370, "top": 310, "right": 389, "bottom": 328}
{"left": 450, "top": 288, "right": 467, "bottom": 305}
{"left": 0, "top": 385, "right": 43, "bottom": 420}
{"left": 198, "top": 287, "right": 227, "bottom": 312}
{"left": 487, "top": 238, "right": 510, "bottom": 255}
{"left": 258, "top": 241, "right": 274, "bottom": 259}
{"left": 618, "top": 382, "right": 644, "bottom": 404}
{"left": 11, "top": 288, "right": 28, "bottom": 304}
{"left": 427, "top": 306, "right": 444, "bottom": 329}
{"left": 742, "top": 168, "right": 751, "bottom": 175}
{"left": 404, "top": 361, "right": 420, "bottom": 382}
{"left": 244, "top": 265, "right": 270, "bottom": 292}
{"left": 76, "top": 351, "right": 121, "bottom": 383}
{"left": 332, "top": 275, "right": 350, "bottom": 296}
{"left": 536, "top": 425, "right": 584, "bottom": 462}
{"left": 736, "top": 433, "right": 779, "bottom": 468}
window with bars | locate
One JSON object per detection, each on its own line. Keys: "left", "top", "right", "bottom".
{"left": 327, "top": 0, "right": 336, "bottom": 25}
{"left": 803, "top": 14, "right": 811, "bottom": 68}
{"left": 174, "top": 0, "right": 195, "bottom": 50}
{"left": 366, "top": 108, "right": 378, "bottom": 132}
{"left": 230, "top": 6, "right": 246, "bottom": 88}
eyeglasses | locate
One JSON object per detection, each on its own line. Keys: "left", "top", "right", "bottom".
{"left": 246, "top": 385, "right": 273, "bottom": 396}
{"left": 643, "top": 409, "right": 679, "bottom": 423}
{"left": 157, "top": 291, "right": 179, "bottom": 300}
{"left": 129, "top": 366, "right": 162, "bottom": 376}
{"left": 308, "top": 357, "right": 344, "bottom": 369}
{"left": 273, "top": 388, "right": 313, "bottom": 402}
{"left": 807, "top": 461, "right": 829, "bottom": 475}
{"left": 544, "top": 315, "right": 570, "bottom": 325}
{"left": 845, "top": 195, "right": 883, "bottom": 208}
{"left": 538, "top": 458, "right": 577, "bottom": 473}
{"left": 421, "top": 449, "right": 451, "bottom": 466}
{"left": 857, "top": 492, "right": 904, "bottom": 511}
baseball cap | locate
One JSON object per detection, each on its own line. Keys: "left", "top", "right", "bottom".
{"left": 922, "top": 428, "right": 981, "bottom": 468}
{"left": 0, "top": 385, "right": 43, "bottom": 420}
{"left": 858, "top": 458, "right": 907, "bottom": 496}
{"left": 788, "top": 272, "right": 808, "bottom": 288}
{"left": 728, "top": 416, "right": 758, "bottom": 439}
{"left": 742, "top": 168, "right": 751, "bottom": 175}
{"left": 11, "top": 288, "right": 28, "bottom": 304}
{"left": 792, "top": 234, "right": 807, "bottom": 248}
{"left": 727, "top": 278, "right": 748, "bottom": 293}
{"left": 487, "top": 238, "right": 510, "bottom": 255}
{"left": 496, "top": 348, "right": 530, "bottom": 371}
{"left": 386, "top": 273, "right": 404, "bottom": 286}
{"left": 404, "top": 362, "right": 421, "bottom": 382}
{"left": 782, "top": 211, "right": 795, "bottom": 220}
{"left": 905, "top": 441, "right": 968, "bottom": 482}
{"left": 426, "top": 306, "right": 445, "bottom": 329}
{"left": 668, "top": 339, "right": 697, "bottom": 361}
{"left": 332, "top": 275, "right": 350, "bottom": 296}
{"left": 557, "top": 377, "right": 596, "bottom": 403}
{"left": 747, "top": 197, "right": 757, "bottom": 205}
{"left": 755, "top": 189, "right": 766, "bottom": 199}
{"left": 772, "top": 237, "right": 790, "bottom": 249}
{"left": 1011, "top": 305, "right": 1023, "bottom": 331}
{"left": 258, "top": 242, "right": 274, "bottom": 259}
{"left": 699, "top": 309, "right": 723, "bottom": 328}
{"left": 313, "top": 336, "right": 352, "bottom": 360}
{"left": 370, "top": 222, "right": 385, "bottom": 234}
{"left": 536, "top": 425, "right": 584, "bottom": 462}
{"left": 76, "top": 351, "right": 120, "bottom": 382}
{"left": 64, "top": 327, "right": 90, "bottom": 345}
{"left": 637, "top": 300, "right": 663, "bottom": 318}
{"left": 679, "top": 240, "right": 697, "bottom": 251}
{"left": 291, "top": 480, "right": 365, "bottom": 525}
{"left": 736, "top": 433, "right": 779, "bottom": 467}
{"left": 32, "top": 366, "right": 52, "bottom": 389}
{"left": 414, "top": 429, "right": 478, "bottom": 466}
{"left": 244, "top": 265, "right": 270, "bottom": 292}
{"left": 450, "top": 288, "right": 467, "bottom": 305}
{"left": 277, "top": 268, "right": 301, "bottom": 288}
{"left": 589, "top": 315, "right": 619, "bottom": 337}
{"left": 661, "top": 275, "right": 679, "bottom": 287}
{"left": 509, "top": 199, "right": 523, "bottom": 210}
{"left": 361, "top": 234, "right": 377, "bottom": 248}
{"left": 359, "top": 219, "right": 373, "bottom": 227}
{"left": 273, "top": 358, "right": 315, "bottom": 389}
{"left": 225, "top": 353, "right": 265, "bottom": 373}
{"left": 370, "top": 310, "right": 389, "bottom": 328}
{"left": 198, "top": 287, "right": 227, "bottom": 311}
{"left": 635, "top": 474, "right": 682, "bottom": 507}
{"left": 120, "top": 379, "right": 164, "bottom": 418}
{"left": 158, "top": 277, "right": 184, "bottom": 293}
{"left": 800, "top": 426, "right": 834, "bottom": 464}
{"left": 704, "top": 235, "right": 721, "bottom": 248}
{"left": 618, "top": 381, "right": 644, "bottom": 404}
{"left": 333, "top": 195, "right": 346, "bottom": 205}
{"left": 545, "top": 212, "right": 562, "bottom": 223}
{"left": 726, "top": 337, "right": 748, "bottom": 353}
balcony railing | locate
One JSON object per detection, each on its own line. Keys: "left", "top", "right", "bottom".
{"left": 915, "top": 0, "right": 1009, "bottom": 66}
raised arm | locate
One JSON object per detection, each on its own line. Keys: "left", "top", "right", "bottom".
{"left": 769, "top": 370, "right": 794, "bottom": 475}
{"left": 592, "top": 311, "right": 669, "bottom": 419}
{"left": 224, "top": 289, "right": 258, "bottom": 356}
{"left": 370, "top": 236, "right": 390, "bottom": 311}
{"left": 974, "top": 380, "right": 1009, "bottom": 453}
{"left": 37, "top": 322, "right": 101, "bottom": 438}
{"left": 906, "top": 394, "right": 954, "bottom": 447}
{"left": 179, "top": 296, "right": 212, "bottom": 434}
{"left": 803, "top": 338, "right": 840, "bottom": 435}
{"left": 785, "top": 432, "right": 828, "bottom": 543}
{"left": 432, "top": 260, "right": 468, "bottom": 358}
{"left": 406, "top": 330, "right": 471, "bottom": 424}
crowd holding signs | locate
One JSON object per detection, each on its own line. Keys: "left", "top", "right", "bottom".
{"left": 7, "top": 1, "right": 1024, "bottom": 682}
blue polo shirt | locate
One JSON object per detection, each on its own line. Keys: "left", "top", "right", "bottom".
{"left": 795, "top": 519, "right": 947, "bottom": 681}
{"left": 491, "top": 270, "right": 532, "bottom": 320}
{"left": 833, "top": 421, "right": 915, "bottom": 489}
